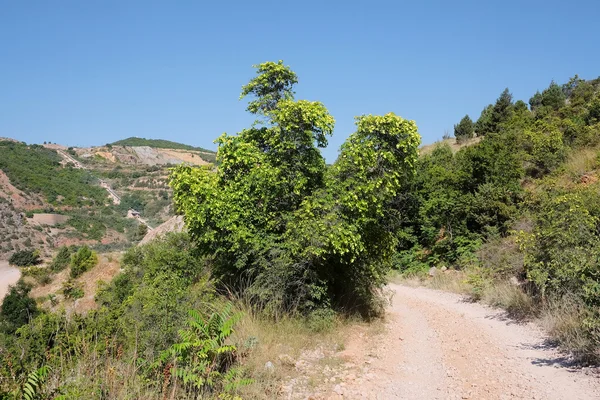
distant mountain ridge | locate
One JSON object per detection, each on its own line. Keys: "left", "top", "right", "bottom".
{"left": 110, "top": 137, "right": 215, "bottom": 154}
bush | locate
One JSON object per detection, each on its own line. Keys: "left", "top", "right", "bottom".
{"left": 70, "top": 246, "right": 98, "bottom": 278}
{"left": 50, "top": 246, "right": 71, "bottom": 272}
{"left": 62, "top": 279, "right": 84, "bottom": 299}
{"left": 9, "top": 249, "right": 41, "bottom": 267}
{"left": 153, "top": 304, "right": 250, "bottom": 397}
{"left": 0, "top": 280, "right": 39, "bottom": 334}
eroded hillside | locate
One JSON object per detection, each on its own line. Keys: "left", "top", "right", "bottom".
{"left": 0, "top": 138, "right": 216, "bottom": 260}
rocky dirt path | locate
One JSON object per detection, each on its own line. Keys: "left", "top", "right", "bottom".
{"left": 320, "top": 284, "right": 599, "bottom": 400}
{"left": 0, "top": 260, "right": 20, "bottom": 300}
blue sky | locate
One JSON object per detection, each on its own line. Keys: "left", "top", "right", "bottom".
{"left": 1, "top": 0, "right": 599, "bottom": 161}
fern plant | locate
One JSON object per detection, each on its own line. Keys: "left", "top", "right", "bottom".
{"left": 12, "top": 365, "right": 51, "bottom": 400}
{"left": 154, "top": 303, "right": 252, "bottom": 397}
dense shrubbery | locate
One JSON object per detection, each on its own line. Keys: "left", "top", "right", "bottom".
{"left": 398, "top": 75, "right": 600, "bottom": 360}
{"left": 8, "top": 249, "right": 41, "bottom": 267}
{"left": 0, "top": 234, "right": 245, "bottom": 398}
{"left": 171, "top": 61, "right": 420, "bottom": 316}
{"left": 49, "top": 246, "right": 71, "bottom": 271}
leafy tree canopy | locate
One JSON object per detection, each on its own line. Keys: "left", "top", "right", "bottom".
{"left": 171, "top": 61, "right": 420, "bottom": 315}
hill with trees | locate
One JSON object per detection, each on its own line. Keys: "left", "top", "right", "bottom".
{"left": 110, "top": 137, "right": 215, "bottom": 154}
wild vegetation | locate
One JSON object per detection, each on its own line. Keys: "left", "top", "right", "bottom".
{"left": 395, "top": 75, "right": 600, "bottom": 361}
{"left": 170, "top": 61, "right": 420, "bottom": 316}
{"left": 2, "top": 63, "right": 600, "bottom": 398}
{"left": 0, "top": 141, "right": 107, "bottom": 206}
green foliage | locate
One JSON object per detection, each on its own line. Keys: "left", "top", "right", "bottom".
{"left": 154, "top": 304, "right": 250, "bottom": 397}
{"left": 240, "top": 60, "right": 298, "bottom": 115}
{"left": 454, "top": 115, "right": 474, "bottom": 143}
{"left": 172, "top": 63, "right": 420, "bottom": 315}
{"left": 97, "top": 233, "right": 211, "bottom": 358}
{"left": 62, "top": 279, "right": 84, "bottom": 299}
{"left": 491, "top": 88, "right": 514, "bottom": 131}
{"left": 70, "top": 246, "right": 98, "bottom": 278}
{"left": 523, "top": 120, "right": 566, "bottom": 174}
{"left": 17, "top": 365, "right": 51, "bottom": 400}
{"left": 50, "top": 246, "right": 71, "bottom": 272}
{"left": 0, "top": 141, "right": 107, "bottom": 206}
{"left": 475, "top": 89, "right": 515, "bottom": 136}
{"left": 541, "top": 80, "right": 566, "bottom": 111}
{"left": 521, "top": 193, "right": 600, "bottom": 302}
{"left": 474, "top": 104, "right": 494, "bottom": 136}
{"left": 9, "top": 250, "right": 41, "bottom": 267}
{"left": 0, "top": 280, "right": 38, "bottom": 334}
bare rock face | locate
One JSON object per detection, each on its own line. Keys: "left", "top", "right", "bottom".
{"left": 139, "top": 215, "right": 185, "bottom": 245}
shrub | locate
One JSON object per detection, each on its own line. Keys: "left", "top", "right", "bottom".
{"left": 153, "top": 304, "right": 250, "bottom": 397}
{"left": 62, "top": 279, "right": 84, "bottom": 299}
{"left": 0, "top": 280, "right": 39, "bottom": 334}
{"left": 8, "top": 249, "right": 41, "bottom": 267}
{"left": 70, "top": 246, "right": 98, "bottom": 278}
{"left": 50, "top": 246, "right": 71, "bottom": 272}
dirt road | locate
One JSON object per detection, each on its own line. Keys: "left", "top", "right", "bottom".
{"left": 331, "top": 284, "right": 599, "bottom": 399}
{"left": 0, "top": 261, "right": 20, "bottom": 300}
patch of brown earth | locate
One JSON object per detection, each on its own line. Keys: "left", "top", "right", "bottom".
{"left": 30, "top": 213, "right": 70, "bottom": 226}
{"left": 31, "top": 252, "right": 122, "bottom": 315}
{"left": 139, "top": 215, "right": 184, "bottom": 245}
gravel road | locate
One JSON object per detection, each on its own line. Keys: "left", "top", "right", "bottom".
{"left": 333, "top": 284, "right": 599, "bottom": 399}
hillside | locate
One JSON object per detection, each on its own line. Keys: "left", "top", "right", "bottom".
{"left": 111, "top": 136, "right": 214, "bottom": 153}
{"left": 0, "top": 137, "right": 206, "bottom": 259}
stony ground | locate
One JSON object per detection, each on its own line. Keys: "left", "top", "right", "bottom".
{"left": 284, "top": 284, "right": 600, "bottom": 400}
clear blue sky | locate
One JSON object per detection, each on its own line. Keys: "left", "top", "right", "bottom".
{"left": 1, "top": 0, "right": 599, "bottom": 161}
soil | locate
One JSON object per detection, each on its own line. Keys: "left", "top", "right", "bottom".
{"left": 0, "top": 261, "right": 21, "bottom": 300}
{"left": 296, "top": 284, "right": 600, "bottom": 399}
{"left": 30, "top": 213, "right": 70, "bottom": 226}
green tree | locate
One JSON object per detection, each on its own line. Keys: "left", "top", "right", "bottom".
{"left": 454, "top": 115, "right": 474, "bottom": 143}
{"left": 171, "top": 62, "right": 420, "bottom": 314}
{"left": 529, "top": 91, "right": 543, "bottom": 111}
{"left": 0, "top": 280, "right": 39, "bottom": 334}
{"left": 240, "top": 60, "right": 298, "bottom": 115}
{"left": 474, "top": 105, "right": 493, "bottom": 136}
{"left": 490, "top": 88, "right": 514, "bottom": 131}
{"left": 50, "top": 246, "right": 71, "bottom": 271}
{"left": 541, "top": 80, "right": 566, "bottom": 110}
{"left": 523, "top": 120, "right": 566, "bottom": 174}
{"left": 70, "top": 246, "right": 98, "bottom": 278}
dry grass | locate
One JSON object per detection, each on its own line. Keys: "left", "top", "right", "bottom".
{"left": 564, "top": 147, "right": 599, "bottom": 179}
{"left": 480, "top": 281, "right": 536, "bottom": 320}
{"left": 419, "top": 137, "right": 482, "bottom": 156}
{"left": 231, "top": 303, "right": 356, "bottom": 399}
{"left": 538, "top": 297, "right": 598, "bottom": 363}
{"left": 391, "top": 269, "right": 473, "bottom": 294}
{"left": 428, "top": 271, "right": 472, "bottom": 294}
